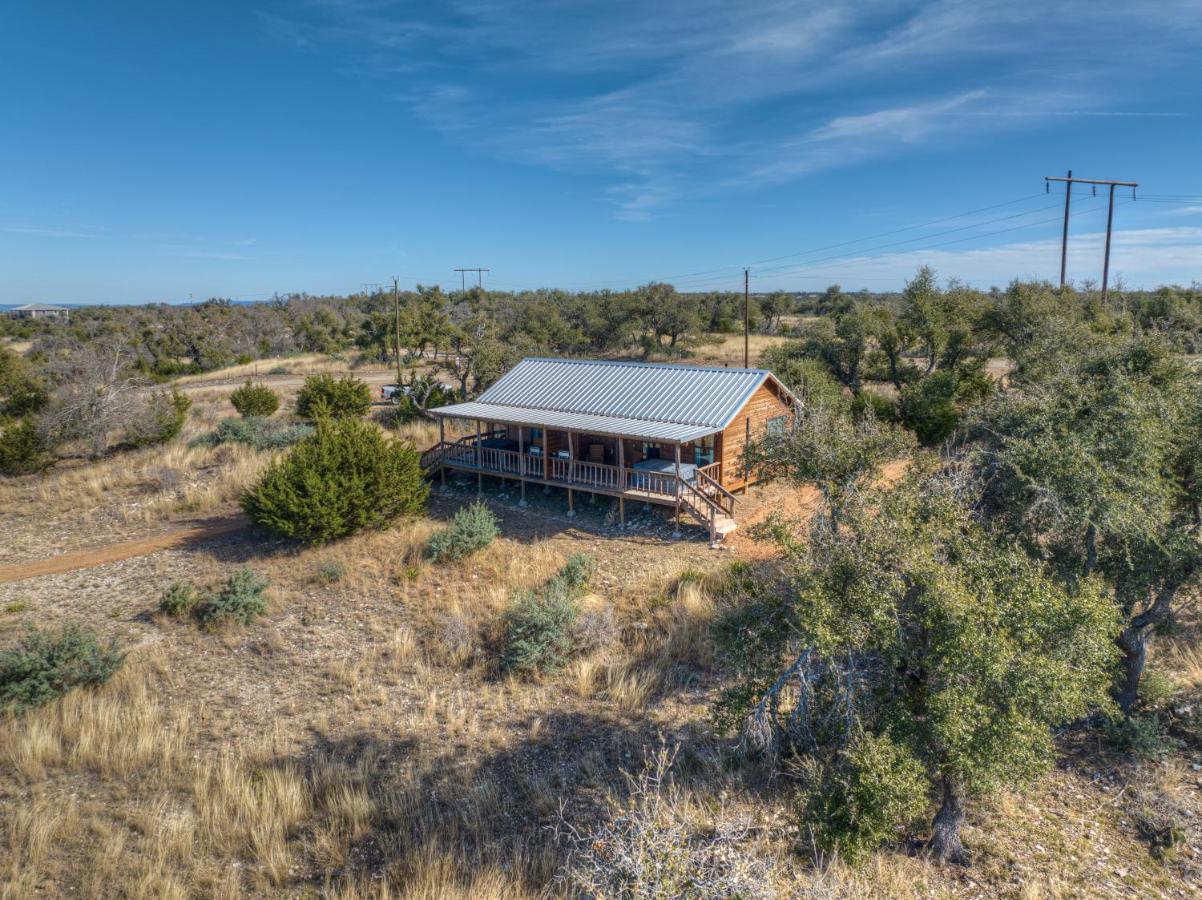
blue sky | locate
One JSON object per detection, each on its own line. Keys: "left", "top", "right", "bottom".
{"left": 3, "top": 1, "right": 1201, "bottom": 304}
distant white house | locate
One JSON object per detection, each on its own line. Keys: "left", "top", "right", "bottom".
{"left": 6, "top": 303, "right": 70, "bottom": 321}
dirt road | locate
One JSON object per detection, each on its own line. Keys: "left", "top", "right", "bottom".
{"left": 0, "top": 516, "right": 249, "bottom": 585}
{"left": 175, "top": 370, "right": 399, "bottom": 395}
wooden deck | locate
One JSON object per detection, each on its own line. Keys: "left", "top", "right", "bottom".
{"left": 420, "top": 438, "right": 738, "bottom": 540}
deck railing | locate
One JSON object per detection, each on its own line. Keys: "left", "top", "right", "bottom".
{"left": 426, "top": 441, "right": 710, "bottom": 501}
{"left": 422, "top": 436, "right": 735, "bottom": 535}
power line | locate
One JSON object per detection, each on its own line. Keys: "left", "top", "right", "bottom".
{"left": 670, "top": 199, "right": 1091, "bottom": 290}
{"left": 685, "top": 199, "right": 1116, "bottom": 290}
{"left": 656, "top": 192, "right": 1052, "bottom": 284}
{"left": 745, "top": 202, "right": 1068, "bottom": 277}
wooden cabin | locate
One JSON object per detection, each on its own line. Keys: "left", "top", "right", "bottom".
{"left": 421, "top": 357, "right": 798, "bottom": 542}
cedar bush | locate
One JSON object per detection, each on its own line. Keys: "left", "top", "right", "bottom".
{"left": 556, "top": 553, "right": 596, "bottom": 592}
{"left": 312, "top": 560, "right": 346, "bottom": 584}
{"left": 501, "top": 580, "right": 580, "bottom": 676}
{"left": 500, "top": 554, "right": 596, "bottom": 676}
{"left": 295, "top": 374, "right": 372, "bottom": 420}
{"left": 850, "top": 390, "right": 898, "bottom": 423}
{"left": 193, "top": 416, "right": 314, "bottom": 450}
{"left": 241, "top": 417, "right": 428, "bottom": 543}
{"left": 427, "top": 501, "right": 499, "bottom": 562}
{"left": 229, "top": 380, "right": 280, "bottom": 418}
{"left": 158, "top": 580, "right": 199, "bottom": 616}
{"left": 197, "top": 568, "right": 270, "bottom": 629}
{"left": 0, "top": 624, "right": 125, "bottom": 714}
{"left": 0, "top": 417, "right": 50, "bottom": 475}
{"left": 126, "top": 388, "right": 191, "bottom": 448}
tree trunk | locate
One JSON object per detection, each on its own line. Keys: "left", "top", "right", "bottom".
{"left": 1114, "top": 623, "right": 1146, "bottom": 715}
{"left": 887, "top": 353, "right": 903, "bottom": 392}
{"left": 926, "top": 776, "right": 968, "bottom": 865}
{"left": 1114, "top": 581, "right": 1182, "bottom": 715}
{"left": 1083, "top": 523, "right": 1098, "bottom": 577}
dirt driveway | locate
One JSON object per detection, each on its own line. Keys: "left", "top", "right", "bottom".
{"left": 0, "top": 516, "right": 249, "bottom": 585}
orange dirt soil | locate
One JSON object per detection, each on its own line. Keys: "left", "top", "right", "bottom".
{"left": 0, "top": 515, "right": 249, "bottom": 585}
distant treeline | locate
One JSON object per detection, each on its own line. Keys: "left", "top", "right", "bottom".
{"left": 3, "top": 276, "right": 1201, "bottom": 399}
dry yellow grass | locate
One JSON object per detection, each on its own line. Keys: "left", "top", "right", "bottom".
{"left": 1159, "top": 639, "right": 1202, "bottom": 693}
{"left": 0, "top": 410, "right": 273, "bottom": 527}
{"left": 690, "top": 332, "right": 792, "bottom": 367}
{"left": 171, "top": 353, "right": 358, "bottom": 385}
{"left": 2, "top": 423, "right": 1198, "bottom": 900}
{"left": 2, "top": 647, "right": 191, "bottom": 780}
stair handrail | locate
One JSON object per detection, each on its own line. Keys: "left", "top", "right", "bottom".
{"left": 694, "top": 468, "right": 736, "bottom": 515}
{"left": 678, "top": 475, "right": 724, "bottom": 523}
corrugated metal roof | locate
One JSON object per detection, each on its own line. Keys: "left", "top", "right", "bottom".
{"left": 429, "top": 401, "right": 720, "bottom": 443}
{"left": 430, "top": 357, "right": 792, "bottom": 442}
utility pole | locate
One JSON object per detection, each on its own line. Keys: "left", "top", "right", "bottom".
{"left": 1101, "top": 184, "right": 1118, "bottom": 302}
{"left": 392, "top": 276, "right": 402, "bottom": 386}
{"left": 1044, "top": 173, "right": 1137, "bottom": 301}
{"left": 743, "top": 267, "right": 750, "bottom": 368}
{"left": 453, "top": 268, "right": 489, "bottom": 292}
{"left": 1057, "top": 169, "right": 1072, "bottom": 289}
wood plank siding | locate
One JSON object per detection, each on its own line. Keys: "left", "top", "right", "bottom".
{"left": 718, "top": 381, "right": 794, "bottom": 491}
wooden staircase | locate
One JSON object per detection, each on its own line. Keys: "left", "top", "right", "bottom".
{"left": 677, "top": 469, "right": 738, "bottom": 542}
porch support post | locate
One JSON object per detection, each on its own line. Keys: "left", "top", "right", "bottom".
{"left": 476, "top": 419, "right": 482, "bottom": 495}
{"left": 566, "top": 431, "right": 576, "bottom": 516}
{"left": 542, "top": 427, "right": 550, "bottom": 490}
{"left": 617, "top": 438, "right": 626, "bottom": 526}
{"left": 673, "top": 442, "right": 682, "bottom": 538}
{"left": 517, "top": 425, "right": 526, "bottom": 505}
{"left": 438, "top": 417, "right": 446, "bottom": 486}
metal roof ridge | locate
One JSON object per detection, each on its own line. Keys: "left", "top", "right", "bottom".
{"left": 462, "top": 397, "right": 716, "bottom": 428}
{"left": 521, "top": 356, "right": 769, "bottom": 375}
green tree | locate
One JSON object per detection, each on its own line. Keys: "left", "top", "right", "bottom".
{"left": 970, "top": 334, "right": 1200, "bottom": 713}
{"left": 743, "top": 402, "right": 913, "bottom": 533}
{"left": 760, "top": 352, "right": 848, "bottom": 414}
{"left": 788, "top": 306, "right": 877, "bottom": 394}
{"left": 635, "top": 282, "right": 704, "bottom": 355}
{"left": 899, "top": 267, "right": 947, "bottom": 375}
{"left": 0, "top": 417, "right": 50, "bottom": 475}
{"left": 866, "top": 306, "right": 916, "bottom": 391}
{"left": 0, "top": 347, "right": 48, "bottom": 422}
{"left": 242, "top": 417, "right": 428, "bottom": 543}
{"left": 758, "top": 291, "right": 793, "bottom": 334}
{"left": 715, "top": 471, "right": 1119, "bottom": 863}
{"left": 898, "top": 362, "right": 993, "bottom": 447}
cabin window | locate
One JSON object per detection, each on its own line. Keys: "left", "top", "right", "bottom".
{"left": 642, "top": 443, "right": 661, "bottom": 460}
{"left": 530, "top": 428, "right": 542, "bottom": 440}
{"left": 693, "top": 435, "right": 715, "bottom": 467}
{"left": 766, "top": 415, "right": 788, "bottom": 436}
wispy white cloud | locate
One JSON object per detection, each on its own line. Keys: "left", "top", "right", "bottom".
{"left": 751, "top": 226, "right": 1202, "bottom": 290}
{"left": 806, "top": 91, "right": 989, "bottom": 143}
{"left": 2, "top": 224, "right": 97, "bottom": 239}
{"left": 260, "top": 0, "right": 1202, "bottom": 218}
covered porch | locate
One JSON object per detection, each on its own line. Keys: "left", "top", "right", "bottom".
{"left": 420, "top": 418, "right": 737, "bottom": 541}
